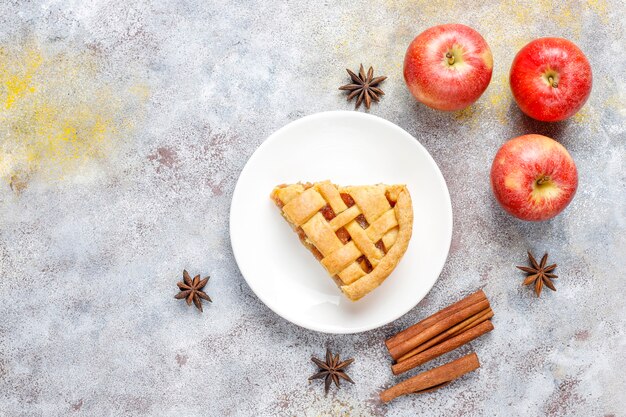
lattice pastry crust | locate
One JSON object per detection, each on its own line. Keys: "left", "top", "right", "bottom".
{"left": 271, "top": 181, "right": 413, "bottom": 301}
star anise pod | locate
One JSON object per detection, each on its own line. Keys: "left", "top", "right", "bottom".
{"left": 339, "top": 64, "right": 386, "bottom": 109}
{"left": 175, "top": 270, "right": 211, "bottom": 311}
{"left": 309, "top": 348, "right": 354, "bottom": 394}
{"left": 517, "top": 252, "right": 558, "bottom": 297}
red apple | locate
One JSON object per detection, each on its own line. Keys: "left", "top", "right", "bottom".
{"left": 490, "top": 134, "right": 578, "bottom": 221}
{"left": 510, "top": 38, "right": 592, "bottom": 121}
{"left": 404, "top": 24, "right": 493, "bottom": 111}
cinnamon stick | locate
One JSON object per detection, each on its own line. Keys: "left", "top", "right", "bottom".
{"left": 392, "top": 320, "right": 493, "bottom": 375}
{"left": 445, "top": 307, "right": 493, "bottom": 341}
{"left": 385, "top": 290, "right": 486, "bottom": 350}
{"left": 388, "top": 299, "right": 490, "bottom": 361}
{"left": 380, "top": 352, "right": 480, "bottom": 403}
{"left": 397, "top": 307, "right": 493, "bottom": 362}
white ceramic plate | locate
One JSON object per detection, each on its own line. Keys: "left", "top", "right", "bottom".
{"left": 230, "top": 111, "right": 452, "bottom": 334}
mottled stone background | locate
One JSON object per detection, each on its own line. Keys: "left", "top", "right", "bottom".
{"left": 0, "top": 1, "right": 624, "bottom": 416}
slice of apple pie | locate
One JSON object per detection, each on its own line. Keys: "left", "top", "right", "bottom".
{"left": 271, "top": 181, "right": 413, "bottom": 301}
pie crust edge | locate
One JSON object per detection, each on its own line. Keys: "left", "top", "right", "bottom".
{"left": 341, "top": 187, "right": 412, "bottom": 301}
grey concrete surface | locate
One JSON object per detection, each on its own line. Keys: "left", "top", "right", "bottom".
{"left": 0, "top": 1, "right": 624, "bottom": 416}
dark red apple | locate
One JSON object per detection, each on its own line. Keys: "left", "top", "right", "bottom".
{"left": 510, "top": 38, "right": 592, "bottom": 121}
{"left": 404, "top": 24, "right": 493, "bottom": 111}
{"left": 490, "top": 134, "right": 578, "bottom": 221}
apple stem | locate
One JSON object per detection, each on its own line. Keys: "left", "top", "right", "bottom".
{"left": 445, "top": 52, "right": 455, "bottom": 65}
{"left": 536, "top": 175, "right": 551, "bottom": 186}
{"left": 548, "top": 76, "right": 558, "bottom": 88}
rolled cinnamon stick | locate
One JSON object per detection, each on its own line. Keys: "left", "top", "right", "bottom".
{"left": 397, "top": 307, "right": 494, "bottom": 362}
{"left": 380, "top": 352, "right": 480, "bottom": 403}
{"left": 385, "top": 290, "right": 486, "bottom": 350}
{"left": 388, "top": 299, "right": 490, "bottom": 361}
{"left": 392, "top": 320, "right": 493, "bottom": 375}
{"left": 445, "top": 307, "right": 493, "bottom": 341}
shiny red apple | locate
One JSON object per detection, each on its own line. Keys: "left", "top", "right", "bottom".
{"left": 404, "top": 23, "right": 493, "bottom": 111}
{"left": 510, "top": 38, "right": 592, "bottom": 121}
{"left": 490, "top": 134, "right": 578, "bottom": 221}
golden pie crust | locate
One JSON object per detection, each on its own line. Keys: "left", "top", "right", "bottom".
{"left": 271, "top": 181, "right": 413, "bottom": 301}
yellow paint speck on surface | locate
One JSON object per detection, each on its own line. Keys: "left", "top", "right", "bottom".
{"left": 0, "top": 40, "right": 144, "bottom": 190}
{"left": 604, "top": 93, "right": 626, "bottom": 116}
{"left": 487, "top": 74, "right": 512, "bottom": 124}
{"left": 573, "top": 108, "right": 589, "bottom": 123}
{"left": 1, "top": 47, "right": 42, "bottom": 109}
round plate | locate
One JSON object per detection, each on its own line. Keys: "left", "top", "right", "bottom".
{"left": 230, "top": 111, "right": 452, "bottom": 334}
